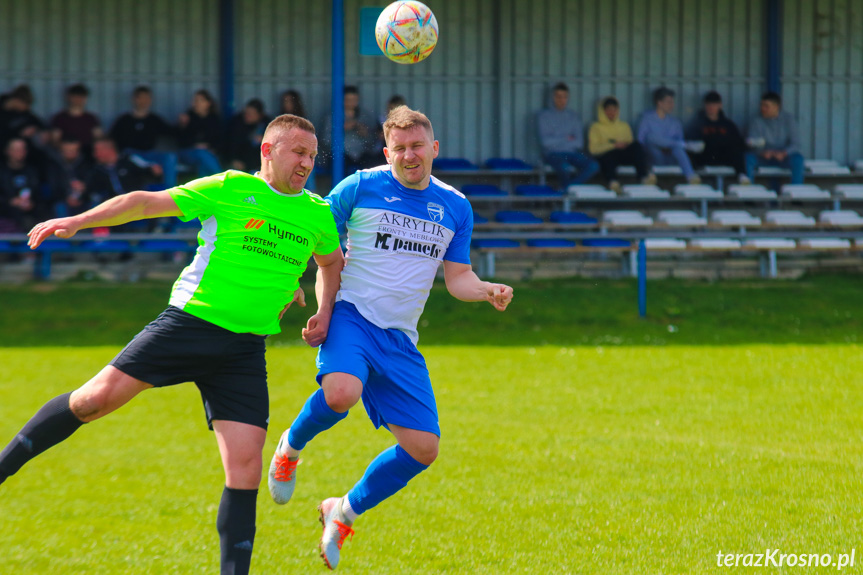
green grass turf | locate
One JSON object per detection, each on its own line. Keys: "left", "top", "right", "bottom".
{"left": 1, "top": 345, "right": 861, "bottom": 573}
{"left": 0, "top": 273, "right": 861, "bottom": 347}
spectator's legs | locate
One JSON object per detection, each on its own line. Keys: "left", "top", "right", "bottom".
{"left": 543, "top": 152, "right": 572, "bottom": 189}
{"left": 596, "top": 150, "right": 621, "bottom": 183}
{"left": 132, "top": 150, "right": 179, "bottom": 188}
{"left": 670, "top": 146, "right": 696, "bottom": 179}
{"left": 567, "top": 151, "right": 600, "bottom": 185}
{"left": 744, "top": 152, "right": 760, "bottom": 182}
{"left": 643, "top": 144, "right": 671, "bottom": 169}
{"left": 785, "top": 152, "right": 805, "bottom": 184}
{"left": 625, "top": 142, "right": 650, "bottom": 178}
{"left": 178, "top": 149, "right": 222, "bottom": 178}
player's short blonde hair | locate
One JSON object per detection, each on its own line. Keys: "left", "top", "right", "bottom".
{"left": 383, "top": 105, "right": 434, "bottom": 145}
{"left": 263, "top": 114, "right": 316, "bottom": 142}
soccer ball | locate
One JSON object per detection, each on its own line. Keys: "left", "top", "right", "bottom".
{"left": 375, "top": 1, "right": 439, "bottom": 65}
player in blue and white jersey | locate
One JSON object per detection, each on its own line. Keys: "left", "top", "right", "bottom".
{"left": 268, "top": 106, "right": 514, "bottom": 570}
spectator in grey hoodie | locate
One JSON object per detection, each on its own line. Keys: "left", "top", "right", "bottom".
{"left": 637, "top": 87, "right": 700, "bottom": 184}
{"left": 536, "top": 82, "right": 599, "bottom": 190}
{"left": 744, "top": 92, "right": 804, "bottom": 184}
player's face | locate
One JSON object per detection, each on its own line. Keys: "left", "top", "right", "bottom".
{"left": 553, "top": 89, "right": 569, "bottom": 110}
{"left": 384, "top": 126, "right": 439, "bottom": 190}
{"left": 262, "top": 127, "right": 317, "bottom": 193}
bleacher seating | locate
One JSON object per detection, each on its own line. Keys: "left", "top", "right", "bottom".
{"left": 805, "top": 159, "right": 852, "bottom": 175}
{"left": 494, "top": 210, "right": 543, "bottom": 224}
{"left": 798, "top": 238, "right": 852, "bottom": 249}
{"left": 621, "top": 185, "right": 670, "bottom": 199}
{"left": 834, "top": 184, "right": 863, "bottom": 199}
{"left": 780, "top": 184, "right": 831, "bottom": 199}
{"left": 462, "top": 184, "right": 507, "bottom": 196}
{"left": 549, "top": 211, "right": 597, "bottom": 225}
{"left": 514, "top": 184, "right": 561, "bottom": 197}
{"left": 433, "top": 157, "right": 479, "bottom": 170}
{"left": 673, "top": 184, "right": 723, "bottom": 199}
{"left": 484, "top": 157, "right": 535, "bottom": 171}
{"left": 743, "top": 238, "right": 797, "bottom": 249}
{"left": 644, "top": 238, "right": 687, "bottom": 249}
{"left": 689, "top": 238, "right": 743, "bottom": 249}
{"left": 602, "top": 210, "right": 654, "bottom": 227}
{"left": 526, "top": 238, "right": 577, "bottom": 248}
{"left": 582, "top": 238, "right": 631, "bottom": 248}
{"left": 566, "top": 185, "right": 617, "bottom": 199}
{"left": 710, "top": 210, "right": 762, "bottom": 227}
{"left": 818, "top": 210, "right": 863, "bottom": 226}
{"left": 656, "top": 210, "right": 707, "bottom": 227}
{"left": 764, "top": 210, "right": 817, "bottom": 227}
{"left": 472, "top": 212, "right": 489, "bottom": 224}
{"left": 727, "top": 184, "right": 778, "bottom": 200}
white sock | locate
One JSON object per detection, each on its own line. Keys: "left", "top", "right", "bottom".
{"left": 278, "top": 431, "right": 301, "bottom": 459}
{"left": 341, "top": 496, "right": 359, "bottom": 524}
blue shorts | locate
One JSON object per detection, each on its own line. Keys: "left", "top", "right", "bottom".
{"left": 316, "top": 301, "right": 439, "bottom": 436}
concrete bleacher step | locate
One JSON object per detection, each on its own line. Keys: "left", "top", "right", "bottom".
{"left": 689, "top": 238, "right": 743, "bottom": 249}
{"left": 798, "top": 238, "right": 852, "bottom": 249}
{"left": 644, "top": 238, "right": 687, "bottom": 250}
{"left": 780, "top": 184, "right": 831, "bottom": 199}
{"left": 710, "top": 210, "right": 762, "bottom": 227}
{"left": 651, "top": 165, "right": 684, "bottom": 175}
{"left": 764, "top": 210, "right": 817, "bottom": 227}
{"left": 727, "top": 184, "right": 778, "bottom": 199}
{"left": 656, "top": 210, "right": 708, "bottom": 227}
{"left": 743, "top": 238, "right": 797, "bottom": 249}
{"left": 673, "top": 184, "right": 723, "bottom": 198}
{"left": 602, "top": 210, "right": 654, "bottom": 226}
{"left": 834, "top": 184, "right": 863, "bottom": 199}
{"left": 819, "top": 210, "right": 863, "bottom": 226}
{"left": 567, "top": 184, "right": 616, "bottom": 199}
{"left": 620, "top": 184, "right": 670, "bottom": 199}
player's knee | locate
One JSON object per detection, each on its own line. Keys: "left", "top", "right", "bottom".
{"left": 69, "top": 387, "right": 109, "bottom": 422}
{"left": 405, "top": 439, "right": 438, "bottom": 466}
{"left": 323, "top": 379, "right": 362, "bottom": 413}
{"left": 226, "top": 453, "right": 263, "bottom": 489}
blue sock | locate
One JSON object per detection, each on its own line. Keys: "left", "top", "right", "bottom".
{"left": 287, "top": 388, "right": 348, "bottom": 451}
{"left": 347, "top": 445, "right": 429, "bottom": 515}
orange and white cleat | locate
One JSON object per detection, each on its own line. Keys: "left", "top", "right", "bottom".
{"left": 267, "top": 429, "right": 299, "bottom": 505}
{"left": 318, "top": 497, "right": 355, "bottom": 570}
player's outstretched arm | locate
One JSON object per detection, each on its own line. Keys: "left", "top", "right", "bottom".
{"left": 301, "top": 247, "right": 345, "bottom": 347}
{"left": 443, "top": 260, "right": 513, "bottom": 311}
{"left": 27, "top": 191, "right": 183, "bottom": 249}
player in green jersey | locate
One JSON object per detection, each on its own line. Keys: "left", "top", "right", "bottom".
{"left": 0, "top": 114, "right": 343, "bottom": 575}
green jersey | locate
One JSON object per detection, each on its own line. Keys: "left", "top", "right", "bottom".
{"left": 167, "top": 170, "right": 339, "bottom": 335}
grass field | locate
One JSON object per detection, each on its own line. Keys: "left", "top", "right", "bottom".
{"left": 1, "top": 277, "right": 862, "bottom": 573}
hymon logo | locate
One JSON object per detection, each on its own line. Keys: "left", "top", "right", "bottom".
{"left": 245, "top": 218, "right": 265, "bottom": 230}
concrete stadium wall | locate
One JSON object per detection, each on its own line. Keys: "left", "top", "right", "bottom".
{"left": 1, "top": 0, "right": 861, "bottom": 165}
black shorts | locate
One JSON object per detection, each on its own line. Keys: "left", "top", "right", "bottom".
{"left": 110, "top": 306, "right": 269, "bottom": 430}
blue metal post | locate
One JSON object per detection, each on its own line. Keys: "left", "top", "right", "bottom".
{"left": 637, "top": 239, "right": 646, "bottom": 317}
{"left": 219, "top": 0, "right": 235, "bottom": 123}
{"left": 766, "top": 0, "right": 781, "bottom": 93}
{"left": 331, "top": 0, "right": 346, "bottom": 184}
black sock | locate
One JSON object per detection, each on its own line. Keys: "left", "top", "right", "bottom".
{"left": 0, "top": 392, "right": 84, "bottom": 484}
{"left": 216, "top": 486, "right": 258, "bottom": 575}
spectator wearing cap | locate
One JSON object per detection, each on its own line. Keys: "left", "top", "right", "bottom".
{"left": 686, "top": 90, "right": 749, "bottom": 184}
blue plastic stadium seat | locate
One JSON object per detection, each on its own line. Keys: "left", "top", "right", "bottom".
{"left": 171, "top": 217, "right": 202, "bottom": 231}
{"left": 472, "top": 238, "right": 520, "bottom": 249}
{"left": 582, "top": 238, "right": 631, "bottom": 248}
{"left": 527, "top": 238, "right": 577, "bottom": 248}
{"left": 550, "top": 211, "right": 598, "bottom": 224}
{"left": 37, "top": 240, "right": 74, "bottom": 251}
{"left": 484, "top": 157, "right": 534, "bottom": 170}
{"left": 80, "top": 240, "right": 133, "bottom": 252}
{"left": 138, "top": 239, "right": 196, "bottom": 252}
{"left": 0, "top": 241, "right": 12, "bottom": 251}
{"left": 144, "top": 183, "right": 168, "bottom": 192}
{"left": 472, "top": 211, "right": 489, "bottom": 224}
{"left": 462, "top": 184, "right": 507, "bottom": 196}
{"left": 433, "top": 157, "right": 479, "bottom": 170}
{"left": 494, "top": 210, "right": 543, "bottom": 224}
{"left": 515, "top": 184, "right": 562, "bottom": 197}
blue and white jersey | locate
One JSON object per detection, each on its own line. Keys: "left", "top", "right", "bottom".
{"left": 326, "top": 166, "right": 473, "bottom": 344}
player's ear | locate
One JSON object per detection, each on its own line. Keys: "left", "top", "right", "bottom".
{"left": 383, "top": 146, "right": 392, "bottom": 164}
{"left": 432, "top": 140, "right": 439, "bottom": 158}
{"left": 261, "top": 142, "right": 272, "bottom": 160}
